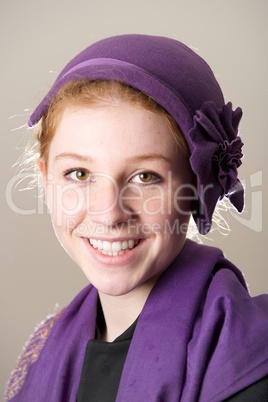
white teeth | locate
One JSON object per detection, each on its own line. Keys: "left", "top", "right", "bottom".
{"left": 112, "top": 241, "right": 122, "bottom": 252}
{"left": 122, "top": 240, "right": 128, "bottom": 250}
{"left": 103, "top": 241, "right": 112, "bottom": 252}
{"left": 89, "top": 238, "right": 139, "bottom": 256}
{"left": 90, "top": 239, "right": 98, "bottom": 248}
{"left": 128, "top": 239, "right": 134, "bottom": 249}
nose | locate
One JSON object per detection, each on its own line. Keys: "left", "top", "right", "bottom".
{"left": 87, "top": 174, "right": 134, "bottom": 226}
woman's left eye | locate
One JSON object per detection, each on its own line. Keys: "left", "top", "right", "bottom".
{"left": 131, "top": 172, "right": 160, "bottom": 184}
{"left": 64, "top": 169, "right": 92, "bottom": 182}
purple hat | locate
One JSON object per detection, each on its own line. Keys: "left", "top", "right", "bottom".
{"left": 29, "top": 34, "right": 244, "bottom": 234}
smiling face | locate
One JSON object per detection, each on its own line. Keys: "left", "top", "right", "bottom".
{"left": 40, "top": 101, "right": 194, "bottom": 300}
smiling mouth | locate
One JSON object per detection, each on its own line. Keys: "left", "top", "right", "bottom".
{"left": 88, "top": 238, "right": 140, "bottom": 256}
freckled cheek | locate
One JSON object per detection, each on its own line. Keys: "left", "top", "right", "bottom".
{"left": 172, "top": 185, "right": 194, "bottom": 219}
{"left": 45, "top": 183, "right": 88, "bottom": 229}
{"left": 138, "top": 186, "right": 192, "bottom": 234}
{"left": 119, "top": 186, "right": 166, "bottom": 216}
{"left": 137, "top": 186, "right": 192, "bottom": 219}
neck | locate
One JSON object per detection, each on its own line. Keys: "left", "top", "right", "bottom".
{"left": 98, "top": 280, "right": 156, "bottom": 342}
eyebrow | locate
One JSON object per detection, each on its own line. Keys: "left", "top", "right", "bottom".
{"left": 54, "top": 152, "right": 171, "bottom": 164}
{"left": 127, "top": 153, "right": 171, "bottom": 164}
{"left": 54, "top": 152, "right": 92, "bottom": 163}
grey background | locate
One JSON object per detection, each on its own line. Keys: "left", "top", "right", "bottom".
{"left": 1, "top": 0, "right": 267, "bottom": 397}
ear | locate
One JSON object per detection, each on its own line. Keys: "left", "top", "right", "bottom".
{"left": 38, "top": 158, "right": 47, "bottom": 191}
{"left": 38, "top": 158, "right": 53, "bottom": 213}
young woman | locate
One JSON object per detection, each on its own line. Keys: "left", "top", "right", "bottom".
{"left": 5, "top": 34, "right": 268, "bottom": 401}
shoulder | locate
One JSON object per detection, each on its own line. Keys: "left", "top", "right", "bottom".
{"left": 4, "top": 311, "right": 62, "bottom": 401}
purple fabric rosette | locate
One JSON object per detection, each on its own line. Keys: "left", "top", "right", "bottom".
{"left": 189, "top": 101, "right": 244, "bottom": 234}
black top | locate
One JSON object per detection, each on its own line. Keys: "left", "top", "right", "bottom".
{"left": 77, "top": 302, "right": 137, "bottom": 402}
{"left": 224, "top": 375, "right": 268, "bottom": 401}
{"left": 77, "top": 302, "right": 268, "bottom": 401}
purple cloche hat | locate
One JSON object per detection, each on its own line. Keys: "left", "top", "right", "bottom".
{"left": 28, "top": 34, "right": 244, "bottom": 234}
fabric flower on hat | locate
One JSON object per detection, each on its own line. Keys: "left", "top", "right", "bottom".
{"left": 189, "top": 101, "right": 244, "bottom": 234}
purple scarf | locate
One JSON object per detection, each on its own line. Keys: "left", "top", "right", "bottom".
{"left": 10, "top": 240, "right": 268, "bottom": 401}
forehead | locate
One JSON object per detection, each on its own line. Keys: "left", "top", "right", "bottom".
{"left": 49, "top": 103, "right": 179, "bottom": 159}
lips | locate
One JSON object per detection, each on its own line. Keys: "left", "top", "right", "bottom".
{"left": 89, "top": 238, "right": 140, "bottom": 256}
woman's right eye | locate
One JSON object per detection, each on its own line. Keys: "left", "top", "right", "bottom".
{"left": 64, "top": 169, "right": 92, "bottom": 183}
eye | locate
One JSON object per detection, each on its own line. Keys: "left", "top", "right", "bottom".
{"left": 64, "top": 169, "right": 92, "bottom": 182}
{"left": 131, "top": 172, "right": 160, "bottom": 184}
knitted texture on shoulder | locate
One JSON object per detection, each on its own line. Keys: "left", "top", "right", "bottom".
{"left": 4, "top": 311, "right": 62, "bottom": 401}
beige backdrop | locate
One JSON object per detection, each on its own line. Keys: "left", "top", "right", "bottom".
{"left": 1, "top": 0, "right": 267, "bottom": 397}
